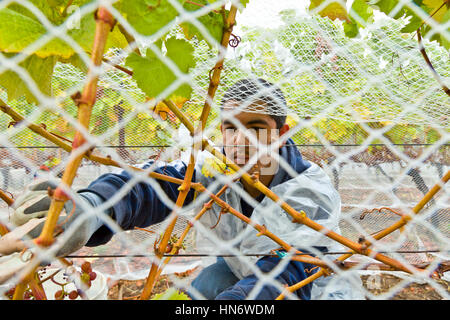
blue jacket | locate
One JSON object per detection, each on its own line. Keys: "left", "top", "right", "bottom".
{"left": 80, "top": 139, "right": 323, "bottom": 299}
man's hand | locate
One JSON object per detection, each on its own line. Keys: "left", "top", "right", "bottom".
{"left": 11, "top": 180, "right": 104, "bottom": 257}
{"left": 11, "top": 180, "right": 58, "bottom": 226}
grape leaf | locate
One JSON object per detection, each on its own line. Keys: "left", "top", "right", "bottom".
{"left": 240, "top": 0, "right": 250, "bottom": 8}
{"left": 309, "top": 0, "right": 351, "bottom": 22}
{"left": 69, "top": 13, "right": 128, "bottom": 54}
{"left": 371, "top": 0, "right": 398, "bottom": 16}
{"left": 439, "top": 8, "right": 450, "bottom": 49}
{"left": 421, "top": 0, "right": 450, "bottom": 48}
{"left": 0, "top": 5, "right": 127, "bottom": 59}
{"left": 125, "top": 37, "right": 195, "bottom": 100}
{"left": 180, "top": 0, "right": 227, "bottom": 47}
{"left": 343, "top": 21, "right": 360, "bottom": 37}
{"left": 6, "top": 0, "right": 68, "bottom": 24}
{"left": 0, "top": 8, "right": 73, "bottom": 59}
{"left": 350, "top": 0, "right": 374, "bottom": 22}
{"left": 423, "top": 0, "right": 448, "bottom": 23}
{"left": 0, "top": 53, "right": 57, "bottom": 103}
{"left": 400, "top": 7, "right": 427, "bottom": 33}
{"left": 384, "top": 0, "right": 449, "bottom": 47}
{"left": 0, "top": 2, "right": 127, "bottom": 102}
{"left": 116, "top": 0, "right": 183, "bottom": 37}
{"left": 343, "top": 0, "right": 374, "bottom": 37}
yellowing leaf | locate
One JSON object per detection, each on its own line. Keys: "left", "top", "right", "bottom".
{"left": 286, "top": 113, "right": 299, "bottom": 127}
{"left": 55, "top": 117, "right": 70, "bottom": 133}
{"left": 0, "top": 8, "right": 72, "bottom": 59}
{"left": 201, "top": 157, "right": 235, "bottom": 178}
{"left": 423, "top": 0, "right": 448, "bottom": 23}
{"left": 309, "top": 0, "right": 351, "bottom": 22}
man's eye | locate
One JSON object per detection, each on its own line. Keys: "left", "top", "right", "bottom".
{"left": 249, "top": 127, "right": 267, "bottom": 135}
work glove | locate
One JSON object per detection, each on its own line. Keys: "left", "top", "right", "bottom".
{"left": 10, "top": 179, "right": 107, "bottom": 257}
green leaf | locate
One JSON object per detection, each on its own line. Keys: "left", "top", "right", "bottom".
{"left": 371, "top": 0, "right": 398, "bottom": 16}
{"left": 309, "top": 0, "right": 351, "bottom": 22}
{"left": 343, "top": 0, "right": 375, "bottom": 37}
{"left": 151, "top": 288, "right": 190, "bottom": 300}
{"left": 400, "top": 8, "right": 424, "bottom": 33}
{"left": 239, "top": 0, "right": 250, "bottom": 11}
{"left": 0, "top": 5, "right": 127, "bottom": 59}
{"left": 181, "top": 0, "right": 226, "bottom": 47}
{"left": 0, "top": 53, "right": 57, "bottom": 103}
{"left": 6, "top": 0, "right": 68, "bottom": 24}
{"left": 439, "top": 8, "right": 450, "bottom": 49}
{"left": 421, "top": 0, "right": 450, "bottom": 48}
{"left": 0, "top": 4, "right": 127, "bottom": 102}
{"left": 343, "top": 21, "right": 359, "bottom": 37}
{"left": 125, "top": 37, "right": 195, "bottom": 99}
{"left": 423, "top": 0, "right": 448, "bottom": 23}
{"left": 0, "top": 8, "right": 73, "bottom": 59}
{"left": 116, "top": 0, "right": 183, "bottom": 37}
{"left": 349, "top": 0, "right": 373, "bottom": 24}
{"left": 68, "top": 13, "right": 128, "bottom": 54}
{"left": 370, "top": 0, "right": 450, "bottom": 48}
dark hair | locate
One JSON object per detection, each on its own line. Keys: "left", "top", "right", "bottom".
{"left": 220, "top": 78, "right": 287, "bottom": 129}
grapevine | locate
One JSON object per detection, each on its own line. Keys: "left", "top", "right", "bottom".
{"left": 0, "top": 0, "right": 448, "bottom": 301}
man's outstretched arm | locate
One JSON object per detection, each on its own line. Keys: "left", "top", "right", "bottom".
{"left": 11, "top": 160, "right": 197, "bottom": 254}
{"left": 82, "top": 160, "right": 197, "bottom": 246}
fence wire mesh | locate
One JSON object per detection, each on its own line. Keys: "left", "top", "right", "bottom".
{"left": 0, "top": 0, "right": 448, "bottom": 300}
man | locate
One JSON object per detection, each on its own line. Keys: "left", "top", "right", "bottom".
{"left": 11, "top": 78, "right": 360, "bottom": 299}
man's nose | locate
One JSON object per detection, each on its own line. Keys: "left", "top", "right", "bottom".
{"left": 233, "top": 129, "right": 249, "bottom": 146}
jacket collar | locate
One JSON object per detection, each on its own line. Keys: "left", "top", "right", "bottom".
{"left": 268, "top": 138, "right": 311, "bottom": 188}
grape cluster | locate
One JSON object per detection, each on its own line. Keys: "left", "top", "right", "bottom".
{"left": 54, "top": 288, "right": 81, "bottom": 300}
{"left": 80, "top": 261, "right": 97, "bottom": 288}
{"left": 2, "top": 262, "right": 97, "bottom": 300}
{"left": 3, "top": 287, "right": 16, "bottom": 300}
{"left": 3, "top": 287, "right": 35, "bottom": 300}
{"left": 53, "top": 262, "right": 96, "bottom": 300}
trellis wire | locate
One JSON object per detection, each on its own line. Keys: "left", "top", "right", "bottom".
{"left": 0, "top": 0, "right": 448, "bottom": 300}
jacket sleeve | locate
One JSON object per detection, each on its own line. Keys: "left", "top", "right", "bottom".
{"left": 78, "top": 160, "right": 197, "bottom": 246}
{"left": 214, "top": 257, "right": 317, "bottom": 300}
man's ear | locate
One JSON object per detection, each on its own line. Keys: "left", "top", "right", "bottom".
{"left": 276, "top": 124, "right": 290, "bottom": 147}
{"left": 279, "top": 123, "right": 290, "bottom": 136}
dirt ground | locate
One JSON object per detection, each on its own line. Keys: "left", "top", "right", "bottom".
{"left": 106, "top": 272, "right": 450, "bottom": 300}
{"left": 359, "top": 273, "right": 449, "bottom": 300}
{"left": 107, "top": 271, "right": 194, "bottom": 300}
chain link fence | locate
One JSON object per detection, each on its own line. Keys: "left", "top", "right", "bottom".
{"left": 0, "top": 0, "right": 448, "bottom": 300}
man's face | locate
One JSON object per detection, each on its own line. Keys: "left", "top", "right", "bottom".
{"left": 220, "top": 100, "right": 288, "bottom": 174}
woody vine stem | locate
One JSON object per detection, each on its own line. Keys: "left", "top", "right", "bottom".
{"left": 11, "top": 7, "right": 116, "bottom": 300}
{"left": 0, "top": 4, "right": 447, "bottom": 300}
{"left": 139, "top": 3, "right": 239, "bottom": 300}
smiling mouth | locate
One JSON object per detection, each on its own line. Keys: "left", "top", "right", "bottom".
{"left": 232, "top": 153, "right": 250, "bottom": 165}
{"left": 235, "top": 155, "right": 249, "bottom": 162}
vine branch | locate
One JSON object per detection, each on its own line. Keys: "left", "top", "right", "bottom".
{"left": 276, "top": 169, "right": 449, "bottom": 299}
{"left": 139, "top": 4, "right": 239, "bottom": 299}
{"left": 0, "top": 100, "right": 204, "bottom": 192}
{"left": 12, "top": 7, "right": 115, "bottom": 300}
{"left": 164, "top": 88, "right": 424, "bottom": 276}
{"left": 416, "top": 29, "right": 450, "bottom": 96}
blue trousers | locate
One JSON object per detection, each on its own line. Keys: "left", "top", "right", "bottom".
{"left": 189, "top": 257, "right": 315, "bottom": 300}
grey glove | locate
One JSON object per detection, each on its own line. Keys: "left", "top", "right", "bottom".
{"left": 11, "top": 179, "right": 107, "bottom": 257}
